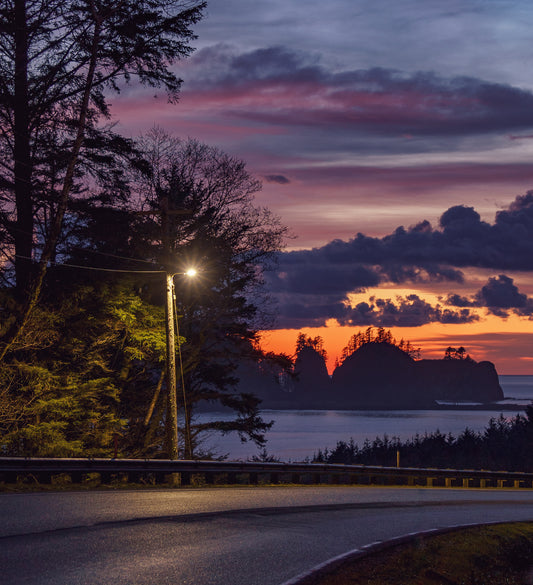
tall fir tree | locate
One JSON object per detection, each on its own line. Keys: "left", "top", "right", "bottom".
{"left": 0, "top": 0, "right": 206, "bottom": 357}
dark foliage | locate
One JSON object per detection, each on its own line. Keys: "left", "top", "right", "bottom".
{"left": 314, "top": 405, "right": 533, "bottom": 471}
{"left": 340, "top": 327, "right": 420, "bottom": 362}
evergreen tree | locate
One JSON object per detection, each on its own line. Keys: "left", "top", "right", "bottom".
{"left": 314, "top": 408, "right": 533, "bottom": 472}
{"left": 0, "top": 275, "right": 169, "bottom": 456}
{"left": 339, "top": 326, "right": 420, "bottom": 363}
{"left": 444, "top": 346, "right": 470, "bottom": 360}
{"left": 0, "top": 3, "right": 293, "bottom": 459}
{"left": 295, "top": 333, "right": 327, "bottom": 360}
{"left": 127, "top": 131, "right": 287, "bottom": 456}
{"left": 0, "top": 0, "right": 206, "bottom": 357}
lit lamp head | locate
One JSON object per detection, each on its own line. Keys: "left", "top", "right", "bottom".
{"left": 185, "top": 268, "right": 198, "bottom": 278}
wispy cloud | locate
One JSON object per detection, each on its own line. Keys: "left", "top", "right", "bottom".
{"left": 112, "top": 42, "right": 533, "bottom": 250}
{"left": 264, "top": 174, "right": 291, "bottom": 184}
{"left": 180, "top": 45, "right": 533, "bottom": 153}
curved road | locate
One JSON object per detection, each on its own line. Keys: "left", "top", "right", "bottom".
{"left": 2, "top": 486, "right": 533, "bottom": 584}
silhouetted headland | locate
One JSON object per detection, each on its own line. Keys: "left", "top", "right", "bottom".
{"left": 241, "top": 340, "right": 504, "bottom": 410}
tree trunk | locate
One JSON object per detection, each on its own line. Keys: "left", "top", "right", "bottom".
{"left": 144, "top": 369, "right": 164, "bottom": 427}
{"left": 13, "top": 0, "right": 33, "bottom": 297}
{"left": 0, "top": 8, "right": 102, "bottom": 362}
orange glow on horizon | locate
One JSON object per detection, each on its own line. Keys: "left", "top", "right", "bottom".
{"left": 259, "top": 314, "right": 533, "bottom": 376}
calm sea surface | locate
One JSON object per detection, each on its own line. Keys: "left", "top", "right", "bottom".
{"left": 195, "top": 375, "right": 533, "bottom": 461}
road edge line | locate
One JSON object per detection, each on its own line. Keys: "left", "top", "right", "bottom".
{"left": 278, "top": 521, "right": 508, "bottom": 585}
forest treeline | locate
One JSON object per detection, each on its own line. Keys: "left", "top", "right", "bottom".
{"left": 314, "top": 407, "right": 533, "bottom": 472}
{"left": 295, "top": 327, "right": 476, "bottom": 365}
{"left": 0, "top": 1, "right": 289, "bottom": 459}
{"left": 295, "top": 327, "right": 423, "bottom": 365}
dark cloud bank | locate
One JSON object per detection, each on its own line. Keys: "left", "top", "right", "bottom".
{"left": 266, "top": 192, "right": 533, "bottom": 329}
{"left": 182, "top": 45, "right": 533, "bottom": 330}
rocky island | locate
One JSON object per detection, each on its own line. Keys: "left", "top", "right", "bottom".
{"left": 243, "top": 330, "right": 504, "bottom": 410}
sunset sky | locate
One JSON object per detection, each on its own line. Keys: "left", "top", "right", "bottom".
{"left": 113, "top": 0, "right": 533, "bottom": 374}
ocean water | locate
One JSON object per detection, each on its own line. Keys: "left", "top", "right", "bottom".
{"left": 498, "top": 375, "right": 533, "bottom": 401}
{"left": 195, "top": 375, "right": 533, "bottom": 462}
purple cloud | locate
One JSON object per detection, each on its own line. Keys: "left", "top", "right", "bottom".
{"left": 266, "top": 193, "right": 533, "bottom": 328}
{"left": 264, "top": 174, "right": 291, "bottom": 184}
{"left": 478, "top": 275, "right": 528, "bottom": 309}
{"left": 315, "top": 192, "right": 533, "bottom": 271}
{"left": 273, "top": 292, "right": 478, "bottom": 330}
{"left": 446, "top": 274, "right": 533, "bottom": 318}
{"left": 183, "top": 45, "right": 533, "bottom": 141}
{"left": 344, "top": 295, "right": 478, "bottom": 327}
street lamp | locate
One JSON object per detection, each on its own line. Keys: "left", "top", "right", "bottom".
{"left": 165, "top": 268, "right": 197, "bottom": 461}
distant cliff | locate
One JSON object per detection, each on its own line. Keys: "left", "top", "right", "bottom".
{"left": 416, "top": 358, "right": 503, "bottom": 404}
{"left": 240, "top": 341, "right": 504, "bottom": 410}
{"left": 332, "top": 342, "right": 431, "bottom": 408}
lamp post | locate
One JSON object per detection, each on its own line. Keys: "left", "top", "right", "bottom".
{"left": 165, "top": 268, "right": 197, "bottom": 460}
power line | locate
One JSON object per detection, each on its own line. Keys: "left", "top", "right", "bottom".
{"left": 69, "top": 247, "right": 160, "bottom": 265}
{"left": 5, "top": 237, "right": 161, "bottom": 265}
{"left": 14, "top": 255, "right": 165, "bottom": 274}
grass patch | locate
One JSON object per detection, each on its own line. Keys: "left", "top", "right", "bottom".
{"left": 303, "top": 522, "right": 533, "bottom": 585}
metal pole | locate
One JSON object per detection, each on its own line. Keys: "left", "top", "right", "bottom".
{"left": 165, "top": 272, "right": 179, "bottom": 460}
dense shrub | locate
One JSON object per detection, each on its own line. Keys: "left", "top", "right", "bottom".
{"left": 314, "top": 406, "right": 533, "bottom": 471}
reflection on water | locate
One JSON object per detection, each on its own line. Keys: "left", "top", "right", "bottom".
{"left": 196, "top": 375, "right": 533, "bottom": 461}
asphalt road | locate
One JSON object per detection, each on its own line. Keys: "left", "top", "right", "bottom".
{"left": 2, "top": 486, "right": 533, "bottom": 585}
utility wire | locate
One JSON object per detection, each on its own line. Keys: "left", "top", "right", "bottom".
{"left": 7, "top": 239, "right": 161, "bottom": 265}
{"left": 14, "top": 255, "right": 165, "bottom": 274}
{"left": 69, "top": 246, "right": 160, "bottom": 265}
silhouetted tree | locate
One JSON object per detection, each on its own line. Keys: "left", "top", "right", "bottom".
{"left": 295, "top": 333, "right": 327, "bottom": 360}
{"left": 444, "top": 346, "right": 470, "bottom": 360}
{"left": 0, "top": 130, "right": 288, "bottom": 458}
{"left": 126, "top": 130, "right": 287, "bottom": 456}
{"left": 314, "top": 408, "right": 533, "bottom": 472}
{"left": 0, "top": 0, "right": 206, "bottom": 358}
{"left": 339, "top": 327, "right": 420, "bottom": 362}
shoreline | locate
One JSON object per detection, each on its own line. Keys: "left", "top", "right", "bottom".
{"left": 253, "top": 403, "right": 529, "bottom": 413}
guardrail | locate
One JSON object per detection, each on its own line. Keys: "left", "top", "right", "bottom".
{"left": 1, "top": 457, "right": 533, "bottom": 489}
